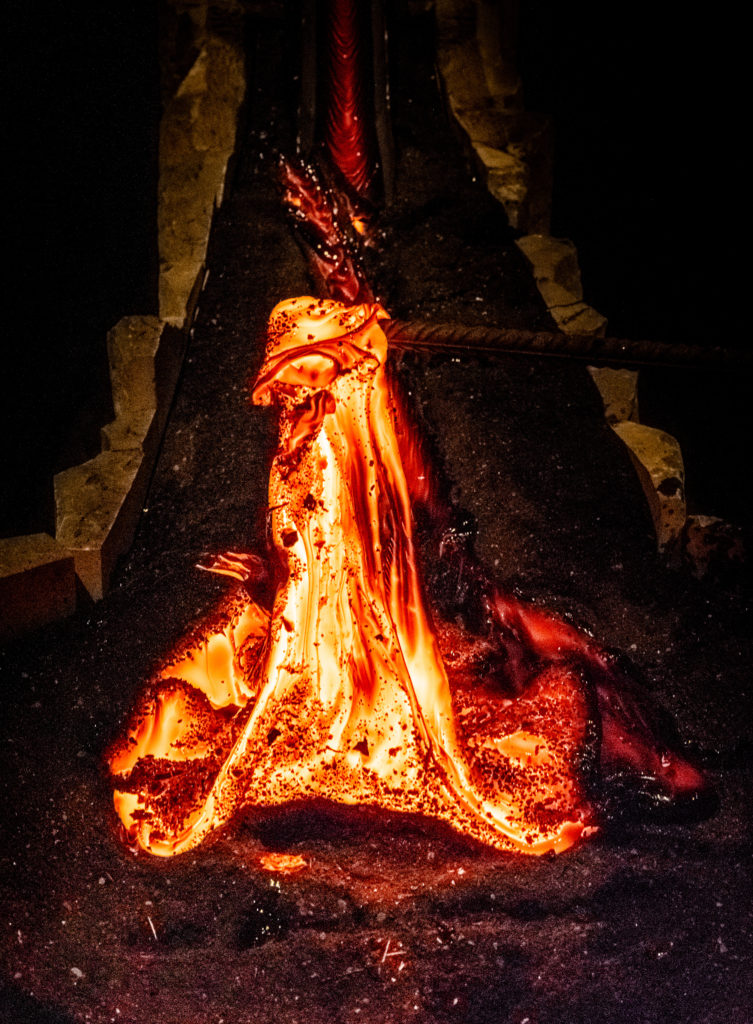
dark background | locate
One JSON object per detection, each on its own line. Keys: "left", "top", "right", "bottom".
{"left": 516, "top": 0, "right": 747, "bottom": 523}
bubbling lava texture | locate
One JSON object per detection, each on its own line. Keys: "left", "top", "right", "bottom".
{"left": 107, "top": 298, "right": 709, "bottom": 859}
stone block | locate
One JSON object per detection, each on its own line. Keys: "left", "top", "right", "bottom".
{"left": 587, "top": 367, "right": 640, "bottom": 425}
{"left": 55, "top": 451, "right": 148, "bottom": 601}
{"left": 0, "top": 534, "right": 76, "bottom": 639}
{"left": 448, "top": 101, "right": 511, "bottom": 152}
{"left": 550, "top": 301, "right": 608, "bottom": 337}
{"left": 683, "top": 515, "right": 745, "bottom": 578}
{"left": 157, "top": 30, "right": 244, "bottom": 328}
{"left": 437, "top": 0, "right": 521, "bottom": 114}
{"left": 102, "top": 316, "right": 162, "bottom": 454}
{"left": 516, "top": 234, "right": 607, "bottom": 336}
{"left": 516, "top": 234, "right": 582, "bottom": 297}
{"left": 175, "top": 42, "right": 209, "bottom": 100}
{"left": 153, "top": 321, "right": 189, "bottom": 433}
{"left": 107, "top": 315, "right": 160, "bottom": 415}
{"left": 612, "top": 421, "right": 686, "bottom": 551}
{"left": 436, "top": 17, "right": 495, "bottom": 117}
{"left": 435, "top": 0, "right": 552, "bottom": 233}
{"left": 101, "top": 411, "right": 157, "bottom": 457}
{"left": 476, "top": 0, "right": 522, "bottom": 109}
{"left": 159, "top": 262, "right": 207, "bottom": 328}
{"left": 101, "top": 316, "right": 187, "bottom": 454}
{"left": 506, "top": 118, "right": 553, "bottom": 234}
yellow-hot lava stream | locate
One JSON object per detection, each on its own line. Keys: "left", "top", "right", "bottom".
{"left": 108, "top": 298, "right": 592, "bottom": 856}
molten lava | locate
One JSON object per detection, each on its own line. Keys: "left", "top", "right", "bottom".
{"left": 278, "top": 156, "right": 374, "bottom": 306}
{"left": 107, "top": 0, "right": 711, "bottom": 859}
{"left": 108, "top": 298, "right": 603, "bottom": 856}
{"left": 323, "top": 0, "right": 378, "bottom": 201}
{"left": 108, "top": 298, "right": 708, "bottom": 859}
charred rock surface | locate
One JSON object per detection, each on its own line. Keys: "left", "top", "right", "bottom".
{"left": 1, "top": 8, "right": 751, "bottom": 1024}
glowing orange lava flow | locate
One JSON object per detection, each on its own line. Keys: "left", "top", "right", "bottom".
{"left": 108, "top": 298, "right": 594, "bottom": 857}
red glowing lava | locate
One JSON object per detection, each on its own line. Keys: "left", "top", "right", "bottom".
{"left": 107, "top": 299, "right": 600, "bottom": 856}
{"left": 278, "top": 156, "right": 373, "bottom": 306}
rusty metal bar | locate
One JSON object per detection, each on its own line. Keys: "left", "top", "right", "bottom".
{"left": 382, "top": 319, "right": 752, "bottom": 369}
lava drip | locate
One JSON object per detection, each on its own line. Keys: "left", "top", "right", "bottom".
{"left": 390, "top": 398, "right": 711, "bottom": 816}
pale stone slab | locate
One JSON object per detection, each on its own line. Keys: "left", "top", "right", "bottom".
{"left": 176, "top": 42, "right": 209, "bottom": 99}
{"left": 102, "top": 316, "right": 162, "bottom": 453}
{"left": 551, "top": 301, "right": 608, "bottom": 337}
{"left": 516, "top": 233, "right": 583, "bottom": 297}
{"left": 587, "top": 367, "right": 640, "bottom": 425}
{"left": 436, "top": 0, "right": 501, "bottom": 118}
{"left": 516, "top": 234, "right": 607, "bottom": 337}
{"left": 54, "top": 451, "right": 148, "bottom": 601}
{"left": 612, "top": 422, "right": 686, "bottom": 551}
{"left": 476, "top": 0, "right": 522, "bottom": 109}
{"left": 159, "top": 261, "right": 207, "bottom": 329}
{"left": 472, "top": 143, "right": 528, "bottom": 229}
{"left": 102, "top": 315, "right": 187, "bottom": 454}
{"left": 0, "top": 534, "right": 76, "bottom": 639}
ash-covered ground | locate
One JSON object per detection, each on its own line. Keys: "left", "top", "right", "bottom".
{"left": 1, "top": 9, "right": 751, "bottom": 1024}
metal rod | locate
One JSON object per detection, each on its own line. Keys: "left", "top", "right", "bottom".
{"left": 371, "top": 0, "right": 395, "bottom": 204}
{"left": 381, "top": 319, "right": 751, "bottom": 369}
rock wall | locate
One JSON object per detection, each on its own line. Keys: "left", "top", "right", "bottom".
{"left": 1, "top": 1, "right": 246, "bottom": 638}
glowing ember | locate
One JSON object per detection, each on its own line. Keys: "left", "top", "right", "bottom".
{"left": 108, "top": 298, "right": 601, "bottom": 856}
